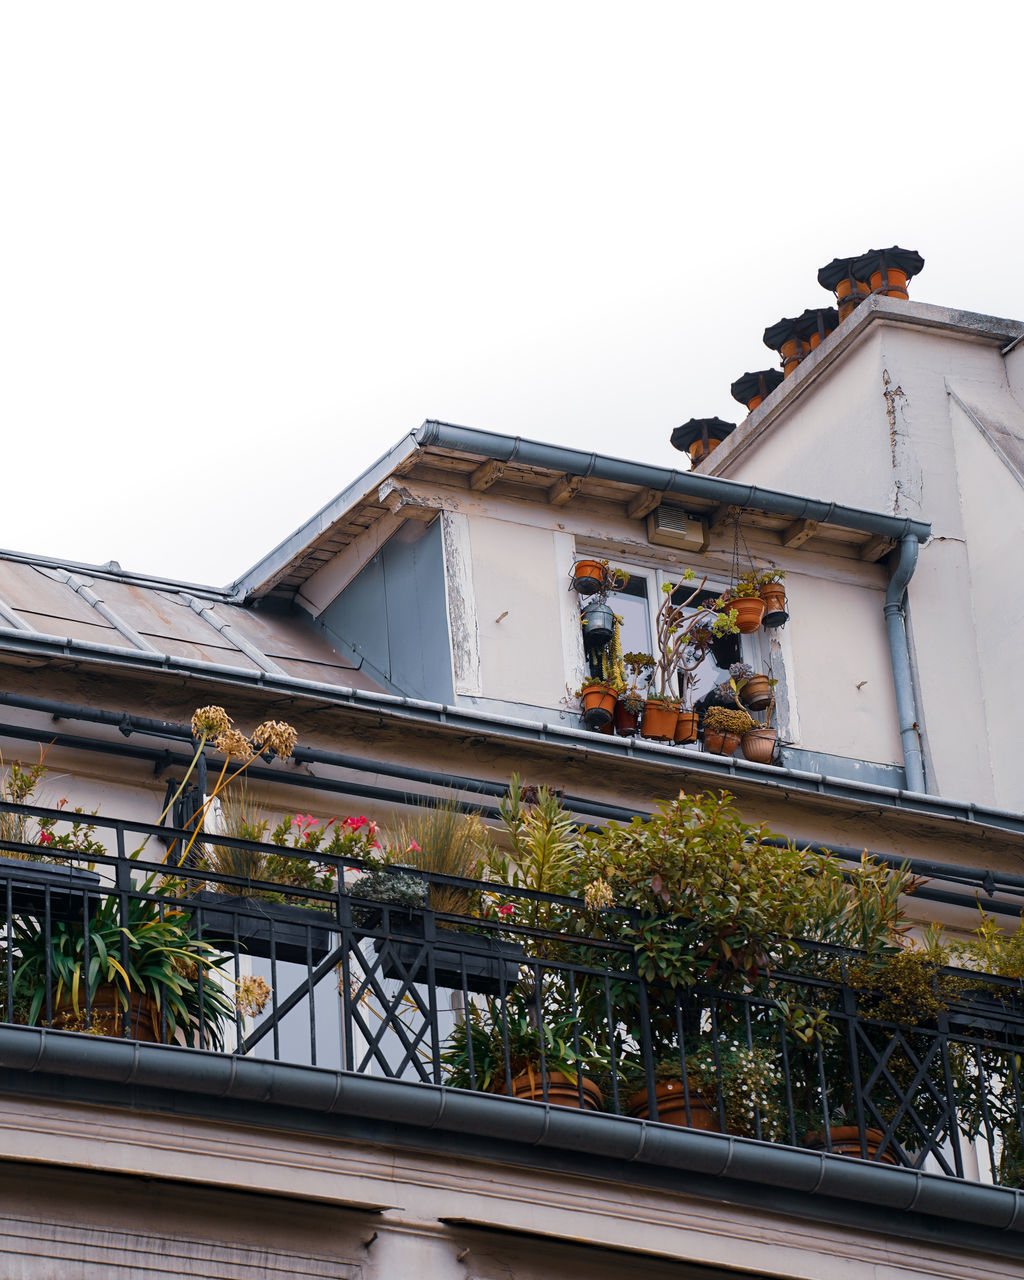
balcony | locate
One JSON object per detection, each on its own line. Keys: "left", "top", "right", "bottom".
{"left": 2, "top": 796, "right": 1023, "bottom": 1196}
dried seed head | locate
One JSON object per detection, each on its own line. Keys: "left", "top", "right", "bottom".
{"left": 215, "top": 728, "right": 255, "bottom": 761}
{"left": 251, "top": 720, "right": 297, "bottom": 760}
{"left": 584, "top": 878, "right": 614, "bottom": 910}
{"left": 235, "top": 974, "right": 272, "bottom": 1017}
{"left": 191, "top": 706, "right": 232, "bottom": 739}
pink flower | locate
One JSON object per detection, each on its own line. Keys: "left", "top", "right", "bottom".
{"left": 497, "top": 903, "right": 514, "bottom": 917}
{"left": 343, "top": 815, "right": 368, "bottom": 831}
{"left": 38, "top": 830, "right": 53, "bottom": 845}
{"left": 406, "top": 840, "right": 421, "bottom": 853}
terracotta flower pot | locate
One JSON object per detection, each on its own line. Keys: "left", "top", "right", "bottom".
{"left": 718, "top": 596, "right": 766, "bottom": 633}
{"left": 581, "top": 682, "right": 617, "bottom": 729}
{"left": 740, "top": 728, "right": 777, "bottom": 764}
{"left": 738, "top": 675, "right": 771, "bottom": 711}
{"left": 806, "top": 1126, "right": 898, "bottom": 1165}
{"left": 627, "top": 1080, "right": 720, "bottom": 1130}
{"left": 54, "top": 987, "right": 163, "bottom": 1042}
{"left": 759, "top": 583, "right": 786, "bottom": 614}
{"left": 614, "top": 699, "right": 642, "bottom": 736}
{"left": 704, "top": 729, "right": 741, "bottom": 756}
{"left": 641, "top": 701, "right": 680, "bottom": 741}
{"left": 571, "top": 559, "right": 606, "bottom": 596}
{"left": 673, "top": 710, "right": 699, "bottom": 744}
{"left": 511, "top": 1069, "right": 603, "bottom": 1111}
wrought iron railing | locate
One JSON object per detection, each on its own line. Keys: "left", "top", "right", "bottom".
{"left": 2, "top": 798, "right": 1024, "bottom": 1187}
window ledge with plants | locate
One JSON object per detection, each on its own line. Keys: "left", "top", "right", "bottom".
{"left": 4, "top": 735, "right": 1024, "bottom": 1187}
{"left": 570, "top": 558, "right": 788, "bottom": 763}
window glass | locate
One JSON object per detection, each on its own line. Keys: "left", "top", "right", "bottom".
{"left": 615, "top": 574, "right": 651, "bottom": 660}
{"left": 671, "top": 583, "right": 741, "bottom": 705}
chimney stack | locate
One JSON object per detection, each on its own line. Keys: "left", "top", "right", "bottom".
{"left": 670, "top": 417, "right": 736, "bottom": 465}
{"left": 730, "top": 369, "right": 783, "bottom": 412}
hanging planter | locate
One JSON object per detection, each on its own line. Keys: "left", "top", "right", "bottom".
{"left": 717, "top": 594, "right": 765, "bottom": 633}
{"left": 740, "top": 727, "right": 777, "bottom": 764}
{"left": 704, "top": 729, "right": 742, "bottom": 756}
{"left": 570, "top": 559, "right": 607, "bottom": 596}
{"left": 759, "top": 581, "right": 788, "bottom": 628}
{"left": 673, "top": 710, "right": 699, "bottom": 744}
{"left": 580, "top": 601, "right": 615, "bottom": 650}
{"left": 580, "top": 681, "right": 617, "bottom": 729}
{"left": 641, "top": 699, "right": 680, "bottom": 741}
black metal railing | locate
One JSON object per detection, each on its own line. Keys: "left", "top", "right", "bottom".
{"left": 2, "top": 797, "right": 1024, "bottom": 1187}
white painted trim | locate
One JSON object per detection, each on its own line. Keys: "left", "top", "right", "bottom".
{"left": 556, "top": 532, "right": 587, "bottom": 701}
{"left": 441, "top": 511, "right": 482, "bottom": 698}
{"left": 297, "top": 511, "right": 407, "bottom": 614}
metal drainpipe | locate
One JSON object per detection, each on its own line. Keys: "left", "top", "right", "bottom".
{"left": 884, "top": 534, "right": 926, "bottom": 793}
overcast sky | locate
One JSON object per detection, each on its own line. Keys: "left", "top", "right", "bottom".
{"left": 2, "top": 3, "right": 1021, "bottom": 588}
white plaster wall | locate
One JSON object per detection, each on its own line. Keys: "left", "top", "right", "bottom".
{"left": 784, "top": 570, "right": 902, "bottom": 766}
{"left": 464, "top": 514, "right": 573, "bottom": 711}
{"left": 949, "top": 395, "right": 1024, "bottom": 810}
{"left": 714, "top": 318, "right": 1023, "bottom": 805}
{"left": 719, "top": 331, "right": 894, "bottom": 513}
{"left": 1005, "top": 342, "right": 1024, "bottom": 403}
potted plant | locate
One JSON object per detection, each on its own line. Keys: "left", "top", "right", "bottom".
{"left": 570, "top": 558, "right": 629, "bottom": 597}
{"left": 188, "top": 801, "right": 376, "bottom": 964}
{"left": 615, "top": 651, "right": 654, "bottom": 736}
{"left": 440, "top": 994, "right": 607, "bottom": 1110}
{"left": 642, "top": 574, "right": 738, "bottom": 742}
{"left": 755, "top": 568, "right": 787, "bottom": 625}
{"left": 579, "top": 676, "right": 618, "bottom": 729}
{"left": 703, "top": 705, "right": 755, "bottom": 755}
{"left": 6, "top": 879, "right": 235, "bottom": 1047}
{"left": 623, "top": 1038, "right": 785, "bottom": 1139}
{"left": 729, "top": 661, "right": 773, "bottom": 711}
{"left": 714, "top": 571, "right": 766, "bottom": 634}
{"left": 352, "top": 799, "right": 525, "bottom": 996}
{"left": 0, "top": 753, "right": 105, "bottom": 918}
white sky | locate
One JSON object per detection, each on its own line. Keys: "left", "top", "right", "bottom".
{"left": 2, "top": 3, "right": 1022, "bottom": 588}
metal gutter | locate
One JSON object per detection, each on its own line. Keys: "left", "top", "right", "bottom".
{"left": 1, "top": 1028, "right": 1022, "bottom": 1255}
{"left": 1, "top": 626, "right": 1023, "bottom": 839}
{"left": 885, "top": 537, "right": 926, "bottom": 794}
{"left": 3, "top": 694, "right": 1022, "bottom": 915}
{"left": 413, "top": 420, "right": 932, "bottom": 544}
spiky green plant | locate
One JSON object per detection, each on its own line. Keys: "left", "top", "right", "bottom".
{"left": 6, "top": 878, "right": 234, "bottom": 1049}
{"left": 388, "top": 797, "right": 489, "bottom": 917}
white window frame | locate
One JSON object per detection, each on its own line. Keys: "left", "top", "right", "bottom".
{"left": 569, "top": 547, "right": 791, "bottom": 738}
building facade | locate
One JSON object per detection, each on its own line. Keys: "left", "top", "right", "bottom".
{"left": 1, "top": 287, "right": 1024, "bottom": 1277}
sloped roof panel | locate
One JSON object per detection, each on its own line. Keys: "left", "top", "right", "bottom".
{"left": 0, "top": 551, "right": 382, "bottom": 693}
